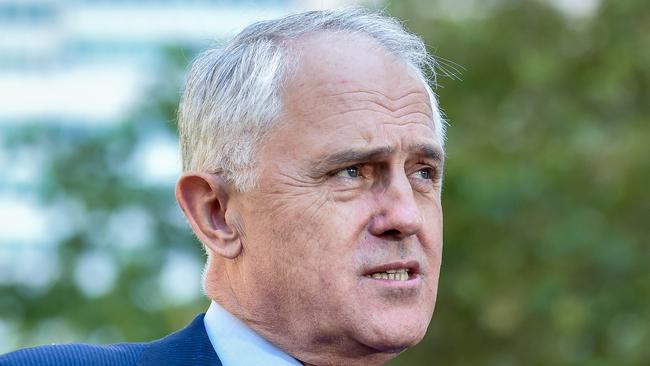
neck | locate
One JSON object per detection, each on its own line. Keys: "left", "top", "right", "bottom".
{"left": 205, "top": 264, "right": 400, "bottom": 366}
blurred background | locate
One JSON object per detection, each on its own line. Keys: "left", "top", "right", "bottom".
{"left": 0, "top": 0, "right": 648, "bottom": 364}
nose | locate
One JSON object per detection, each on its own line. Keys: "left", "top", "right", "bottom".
{"left": 369, "top": 172, "right": 423, "bottom": 240}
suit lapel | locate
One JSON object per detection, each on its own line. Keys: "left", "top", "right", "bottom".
{"left": 136, "top": 313, "right": 222, "bottom": 366}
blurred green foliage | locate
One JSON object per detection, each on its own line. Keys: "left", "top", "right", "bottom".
{"left": 388, "top": 0, "right": 649, "bottom": 365}
{"left": 1, "top": 0, "right": 648, "bottom": 364}
{"left": 0, "top": 48, "right": 209, "bottom": 347}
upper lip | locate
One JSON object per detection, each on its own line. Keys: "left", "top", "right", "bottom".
{"left": 362, "top": 260, "right": 420, "bottom": 276}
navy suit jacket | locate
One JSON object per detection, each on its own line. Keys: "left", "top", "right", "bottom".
{"left": 0, "top": 314, "right": 222, "bottom": 366}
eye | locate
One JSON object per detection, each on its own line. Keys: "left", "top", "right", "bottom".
{"left": 334, "top": 166, "right": 361, "bottom": 178}
{"left": 411, "top": 167, "right": 435, "bottom": 180}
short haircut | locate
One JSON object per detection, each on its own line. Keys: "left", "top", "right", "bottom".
{"left": 178, "top": 7, "right": 445, "bottom": 192}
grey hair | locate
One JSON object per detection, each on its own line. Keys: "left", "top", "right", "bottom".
{"left": 178, "top": 7, "right": 445, "bottom": 192}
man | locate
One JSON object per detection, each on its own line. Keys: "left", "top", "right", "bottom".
{"left": 1, "top": 7, "right": 445, "bottom": 366}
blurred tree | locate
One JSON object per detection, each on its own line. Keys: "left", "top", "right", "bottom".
{"left": 387, "top": 0, "right": 650, "bottom": 365}
{"left": 1, "top": 0, "right": 648, "bottom": 365}
{"left": 0, "top": 47, "right": 209, "bottom": 348}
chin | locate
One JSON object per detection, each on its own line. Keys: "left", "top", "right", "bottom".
{"left": 357, "top": 312, "right": 431, "bottom": 354}
{"left": 368, "top": 329, "right": 426, "bottom": 353}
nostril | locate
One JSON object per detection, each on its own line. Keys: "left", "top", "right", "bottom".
{"left": 381, "top": 229, "right": 401, "bottom": 237}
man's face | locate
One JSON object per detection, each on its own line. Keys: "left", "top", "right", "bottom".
{"left": 230, "top": 33, "right": 443, "bottom": 364}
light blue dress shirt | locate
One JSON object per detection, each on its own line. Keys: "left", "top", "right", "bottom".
{"left": 203, "top": 301, "right": 303, "bottom": 366}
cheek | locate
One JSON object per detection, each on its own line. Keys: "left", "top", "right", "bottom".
{"left": 420, "top": 197, "right": 443, "bottom": 243}
{"left": 265, "top": 196, "right": 371, "bottom": 288}
{"left": 243, "top": 192, "right": 344, "bottom": 283}
{"left": 263, "top": 189, "right": 370, "bottom": 251}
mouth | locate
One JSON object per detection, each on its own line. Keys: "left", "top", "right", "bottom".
{"left": 363, "top": 261, "right": 420, "bottom": 282}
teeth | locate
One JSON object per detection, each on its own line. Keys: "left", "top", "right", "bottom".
{"left": 367, "top": 268, "right": 410, "bottom": 281}
{"left": 387, "top": 269, "right": 408, "bottom": 274}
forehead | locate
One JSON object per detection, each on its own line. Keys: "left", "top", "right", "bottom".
{"left": 267, "top": 32, "right": 440, "bottom": 160}
{"left": 284, "top": 32, "right": 432, "bottom": 113}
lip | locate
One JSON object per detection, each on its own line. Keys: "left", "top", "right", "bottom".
{"left": 362, "top": 260, "right": 421, "bottom": 279}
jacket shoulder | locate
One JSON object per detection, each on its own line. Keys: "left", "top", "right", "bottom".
{"left": 0, "top": 342, "right": 146, "bottom": 366}
{"left": 1, "top": 314, "right": 220, "bottom": 366}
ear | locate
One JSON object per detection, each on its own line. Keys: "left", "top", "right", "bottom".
{"left": 175, "top": 172, "right": 242, "bottom": 259}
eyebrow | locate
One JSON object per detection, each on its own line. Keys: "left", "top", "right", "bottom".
{"left": 314, "top": 143, "right": 444, "bottom": 173}
{"left": 407, "top": 143, "right": 445, "bottom": 164}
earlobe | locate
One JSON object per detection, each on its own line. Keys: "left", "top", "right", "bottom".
{"left": 175, "top": 172, "right": 243, "bottom": 259}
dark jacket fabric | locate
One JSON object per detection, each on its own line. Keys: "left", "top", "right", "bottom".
{"left": 0, "top": 314, "right": 222, "bottom": 366}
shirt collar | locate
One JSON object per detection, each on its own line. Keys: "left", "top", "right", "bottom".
{"left": 203, "top": 301, "right": 303, "bottom": 366}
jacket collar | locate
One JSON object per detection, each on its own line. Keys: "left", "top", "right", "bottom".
{"left": 136, "top": 313, "right": 221, "bottom": 366}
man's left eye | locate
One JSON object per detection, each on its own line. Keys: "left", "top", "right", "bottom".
{"left": 412, "top": 168, "right": 433, "bottom": 180}
{"left": 335, "top": 166, "right": 361, "bottom": 178}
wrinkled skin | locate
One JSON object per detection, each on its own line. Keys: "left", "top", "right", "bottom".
{"left": 180, "top": 32, "right": 444, "bottom": 366}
